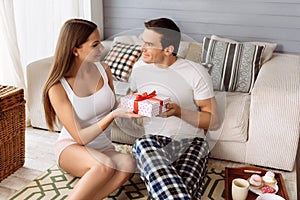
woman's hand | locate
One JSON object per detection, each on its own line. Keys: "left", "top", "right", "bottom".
{"left": 112, "top": 108, "right": 143, "bottom": 118}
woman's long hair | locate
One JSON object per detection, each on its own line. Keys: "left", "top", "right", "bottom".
{"left": 42, "top": 18, "right": 97, "bottom": 131}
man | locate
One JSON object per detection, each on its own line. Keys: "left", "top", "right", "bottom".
{"left": 130, "top": 18, "right": 219, "bottom": 199}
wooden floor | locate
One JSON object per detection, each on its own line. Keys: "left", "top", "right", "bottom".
{"left": 0, "top": 127, "right": 298, "bottom": 200}
{"left": 0, "top": 127, "right": 58, "bottom": 200}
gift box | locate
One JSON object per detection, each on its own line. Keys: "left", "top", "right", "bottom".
{"left": 120, "top": 91, "right": 171, "bottom": 117}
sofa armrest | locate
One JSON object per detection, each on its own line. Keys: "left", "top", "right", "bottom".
{"left": 246, "top": 53, "right": 300, "bottom": 171}
{"left": 27, "top": 56, "right": 62, "bottom": 131}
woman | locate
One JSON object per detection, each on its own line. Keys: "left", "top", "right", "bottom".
{"left": 43, "top": 18, "right": 140, "bottom": 200}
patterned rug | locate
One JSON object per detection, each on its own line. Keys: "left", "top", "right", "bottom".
{"left": 202, "top": 164, "right": 225, "bottom": 199}
{"left": 8, "top": 145, "right": 225, "bottom": 200}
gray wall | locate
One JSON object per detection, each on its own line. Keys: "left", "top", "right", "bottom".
{"left": 102, "top": 0, "right": 300, "bottom": 54}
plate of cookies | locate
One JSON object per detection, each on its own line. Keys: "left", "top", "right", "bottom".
{"left": 256, "top": 194, "right": 285, "bottom": 200}
{"left": 248, "top": 171, "right": 278, "bottom": 195}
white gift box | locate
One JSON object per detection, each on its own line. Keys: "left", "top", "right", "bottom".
{"left": 120, "top": 91, "right": 171, "bottom": 117}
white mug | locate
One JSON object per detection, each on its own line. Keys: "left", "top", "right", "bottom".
{"left": 231, "top": 178, "right": 250, "bottom": 200}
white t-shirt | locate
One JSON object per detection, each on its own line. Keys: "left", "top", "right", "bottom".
{"left": 129, "top": 57, "right": 214, "bottom": 140}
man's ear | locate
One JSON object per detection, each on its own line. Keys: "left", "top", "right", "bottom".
{"left": 164, "top": 45, "right": 174, "bottom": 56}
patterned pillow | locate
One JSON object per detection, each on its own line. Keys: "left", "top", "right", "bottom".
{"left": 211, "top": 35, "right": 277, "bottom": 64}
{"left": 201, "top": 37, "right": 264, "bottom": 93}
{"left": 104, "top": 42, "right": 142, "bottom": 82}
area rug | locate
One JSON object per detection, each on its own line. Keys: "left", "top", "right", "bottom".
{"left": 202, "top": 164, "right": 225, "bottom": 199}
{"left": 8, "top": 145, "right": 225, "bottom": 200}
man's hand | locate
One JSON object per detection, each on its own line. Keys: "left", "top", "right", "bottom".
{"left": 163, "top": 102, "right": 181, "bottom": 118}
{"left": 162, "top": 97, "right": 219, "bottom": 130}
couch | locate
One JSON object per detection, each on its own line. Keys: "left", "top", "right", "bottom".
{"left": 26, "top": 35, "right": 300, "bottom": 171}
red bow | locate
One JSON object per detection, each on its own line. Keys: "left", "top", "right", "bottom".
{"left": 135, "top": 91, "right": 157, "bottom": 101}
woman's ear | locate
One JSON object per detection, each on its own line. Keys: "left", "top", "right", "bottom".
{"left": 73, "top": 48, "right": 79, "bottom": 56}
{"left": 164, "top": 45, "right": 175, "bottom": 56}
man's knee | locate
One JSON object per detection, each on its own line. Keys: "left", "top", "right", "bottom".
{"left": 133, "top": 134, "right": 155, "bottom": 152}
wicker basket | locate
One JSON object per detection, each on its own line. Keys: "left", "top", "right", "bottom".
{"left": 0, "top": 85, "right": 26, "bottom": 182}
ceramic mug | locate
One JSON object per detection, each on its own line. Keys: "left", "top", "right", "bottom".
{"left": 231, "top": 178, "right": 250, "bottom": 200}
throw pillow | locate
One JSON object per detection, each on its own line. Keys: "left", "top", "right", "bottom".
{"left": 211, "top": 35, "right": 277, "bottom": 64}
{"left": 202, "top": 37, "right": 264, "bottom": 93}
{"left": 185, "top": 42, "right": 203, "bottom": 63}
{"left": 177, "top": 41, "right": 190, "bottom": 58}
{"left": 104, "top": 42, "right": 142, "bottom": 82}
{"left": 113, "top": 35, "right": 143, "bottom": 45}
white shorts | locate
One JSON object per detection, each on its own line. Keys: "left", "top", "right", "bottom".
{"left": 54, "top": 138, "right": 115, "bottom": 167}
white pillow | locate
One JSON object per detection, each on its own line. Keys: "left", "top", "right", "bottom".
{"left": 211, "top": 35, "right": 277, "bottom": 64}
{"left": 177, "top": 41, "right": 190, "bottom": 58}
{"left": 100, "top": 40, "right": 113, "bottom": 61}
{"left": 113, "top": 35, "right": 143, "bottom": 45}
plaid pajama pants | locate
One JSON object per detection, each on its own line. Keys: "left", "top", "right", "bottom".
{"left": 132, "top": 134, "right": 209, "bottom": 200}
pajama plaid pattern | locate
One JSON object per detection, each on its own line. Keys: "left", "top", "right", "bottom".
{"left": 104, "top": 42, "right": 141, "bottom": 82}
{"left": 132, "top": 134, "right": 209, "bottom": 200}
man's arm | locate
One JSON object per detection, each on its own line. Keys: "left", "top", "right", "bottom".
{"left": 165, "top": 97, "right": 219, "bottom": 130}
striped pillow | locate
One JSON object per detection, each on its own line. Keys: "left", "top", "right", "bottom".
{"left": 104, "top": 42, "right": 142, "bottom": 82}
{"left": 201, "top": 37, "right": 264, "bottom": 93}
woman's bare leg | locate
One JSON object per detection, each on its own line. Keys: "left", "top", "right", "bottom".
{"left": 93, "top": 151, "right": 136, "bottom": 198}
{"left": 58, "top": 145, "right": 136, "bottom": 200}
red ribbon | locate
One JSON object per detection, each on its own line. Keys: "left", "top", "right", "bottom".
{"left": 133, "top": 90, "right": 163, "bottom": 114}
{"left": 135, "top": 91, "right": 157, "bottom": 101}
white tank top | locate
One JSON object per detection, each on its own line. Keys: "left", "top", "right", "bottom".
{"left": 58, "top": 62, "right": 115, "bottom": 149}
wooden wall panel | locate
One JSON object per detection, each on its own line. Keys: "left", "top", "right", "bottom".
{"left": 103, "top": 0, "right": 300, "bottom": 54}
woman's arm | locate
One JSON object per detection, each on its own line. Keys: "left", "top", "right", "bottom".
{"left": 48, "top": 82, "right": 140, "bottom": 145}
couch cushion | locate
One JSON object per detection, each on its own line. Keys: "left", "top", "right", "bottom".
{"left": 202, "top": 37, "right": 264, "bottom": 93}
{"left": 113, "top": 35, "right": 143, "bottom": 45}
{"left": 207, "top": 92, "right": 250, "bottom": 142}
{"left": 211, "top": 35, "right": 277, "bottom": 64}
{"left": 185, "top": 42, "right": 203, "bottom": 63}
{"left": 100, "top": 40, "right": 113, "bottom": 61}
{"left": 104, "top": 42, "right": 142, "bottom": 82}
{"left": 177, "top": 41, "right": 190, "bottom": 58}
{"left": 112, "top": 91, "right": 251, "bottom": 144}
{"left": 111, "top": 117, "right": 145, "bottom": 144}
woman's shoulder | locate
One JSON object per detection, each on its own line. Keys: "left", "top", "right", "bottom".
{"left": 48, "top": 81, "right": 66, "bottom": 98}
